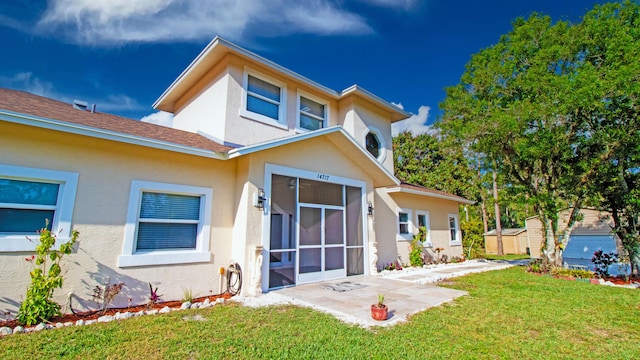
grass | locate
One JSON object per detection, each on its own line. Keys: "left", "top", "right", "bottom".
{"left": 482, "top": 253, "right": 531, "bottom": 261}
{"left": 2, "top": 267, "right": 639, "bottom": 359}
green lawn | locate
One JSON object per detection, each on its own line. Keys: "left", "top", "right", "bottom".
{"left": 2, "top": 267, "right": 639, "bottom": 359}
{"left": 482, "top": 253, "right": 532, "bottom": 261}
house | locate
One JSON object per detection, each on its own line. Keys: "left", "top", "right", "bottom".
{"left": 525, "top": 208, "right": 620, "bottom": 261}
{"left": 0, "top": 37, "right": 472, "bottom": 315}
{"left": 483, "top": 228, "right": 528, "bottom": 255}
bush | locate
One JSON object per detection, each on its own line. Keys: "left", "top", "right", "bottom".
{"left": 409, "top": 227, "right": 427, "bottom": 267}
{"left": 591, "top": 250, "right": 618, "bottom": 278}
{"left": 551, "top": 267, "right": 595, "bottom": 279}
{"left": 18, "top": 225, "right": 79, "bottom": 326}
{"left": 527, "top": 258, "right": 551, "bottom": 274}
{"left": 461, "top": 219, "right": 484, "bottom": 259}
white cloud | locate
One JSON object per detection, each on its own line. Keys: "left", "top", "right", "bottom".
{"left": 356, "top": 0, "right": 417, "bottom": 10}
{"left": 0, "top": 72, "right": 57, "bottom": 98}
{"left": 392, "top": 105, "right": 435, "bottom": 136}
{"left": 141, "top": 111, "right": 174, "bottom": 127}
{"left": 35, "top": 0, "right": 375, "bottom": 45}
{"left": 391, "top": 101, "right": 404, "bottom": 110}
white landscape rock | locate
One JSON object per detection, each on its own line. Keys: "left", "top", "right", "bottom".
{"left": 202, "top": 299, "right": 211, "bottom": 307}
{"left": 180, "top": 302, "right": 192, "bottom": 310}
{"left": 34, "top": 323, "right": 46, "bottom": 331}
{"left": 135, "top": 310, "right": 145, "bottom": 317}
{"left": 215, "top": 298, "right": 225, "bottom": 304}
{"left": 159, "top": 306, "right": 171, "bottom": 314}
{"left": 0, "top": 326, "right": 12, "bottom": 336}
{"left": 85, "top": 320, "right": 96, "bottom": 325}
{"left": 191, "top": 303, "right": 200, "bottom": 309}
{"left": 64, "top": 322, "right": 73, "bottom": 327}
{"left": 145, "top": 309, "right": 159, "bottom": 316}
{"left": 98, "top": 315, "right": 115, "bottom": 323}
{"left": 12, "top": 326, "right": 24, "bottom": 334}
{"left": 75, "top": 319, "right": 85, "bottom": 326}
{"left": 56, "top": 322, "right": 64, "bottom": 328}
{"left": 116, "top": 312, "right": 133, "bottom": 320}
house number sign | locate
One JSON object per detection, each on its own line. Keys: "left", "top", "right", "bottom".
{"left": 316, "top": 173, "right": 330, "bottom": 181}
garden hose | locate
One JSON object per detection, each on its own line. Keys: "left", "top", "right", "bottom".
{"left": 227, "top": 262, "right": 242, "bottom": 296}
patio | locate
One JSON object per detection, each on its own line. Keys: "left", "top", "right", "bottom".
{"left": 237, "top": 260, "right": 513, "bottom": 328}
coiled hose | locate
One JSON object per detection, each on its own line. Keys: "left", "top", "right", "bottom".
{"left": 227, "top": 263, "right": 242, "bottom": 296}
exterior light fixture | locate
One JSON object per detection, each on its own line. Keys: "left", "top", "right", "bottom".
{"left": 254, "top": 188, "right": 266, "bottom": 209}
{"left": 368, "top": 202, "right": 374, "bottom": 216}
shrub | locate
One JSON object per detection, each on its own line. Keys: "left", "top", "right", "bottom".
{"left": 461, "top": 219, "right": 485, "bottom": 259}
{"left": 17, "top": 225, "right": 79, "bottom": 326}
{"left": 92, "top": 282, "right": 125, "bottom": 313}
{"left": 527, "top": 258, "right": 551, "bottom": 274}
{"left": 409, "top": 227, "right": 426, "bottom": 267}
{"left": 591, "top": 250, "right": 618, "bottom": 278}
{"left": 551, "top": 267, "right": 595, "bottom": 279}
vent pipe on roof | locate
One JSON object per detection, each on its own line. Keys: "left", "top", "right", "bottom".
{"left": 91, "top": 104, "right": 96, "bottom": 113}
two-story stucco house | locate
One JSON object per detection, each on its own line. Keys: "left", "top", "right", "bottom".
{"left": 0, "top": 37, "right": 472, "bottom": 314}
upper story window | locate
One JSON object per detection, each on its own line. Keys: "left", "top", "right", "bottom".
{"left": 366, "top": 132, "right": 380, "bottom": 158}
{"left": 118, "top": 180, "right": 212, "bottom": 267}
{"left": 241, "top": 68, "right": 287, "bottom": 128}
{"left": 0, "top": 164, "right": 79, "bottom": 251}
{"left": 298, "top": 94, "right": 327, "bottom": 131}
{"left": 362, "top": 126, "right": 387, "bottom": 163}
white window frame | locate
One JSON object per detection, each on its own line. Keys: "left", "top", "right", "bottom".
{"left": 448, "top": 213, "right": 462, "bottom": 246}
{"left": 416, "top": 210, "right": 432, "bottom": 247}
{"left": 0, "top": 164, "right": 79, "bottom": 252}
{"left": 240, "top": 67, "right": 287, "bottom": 129}
{"left": 361, "top": 126, "right": 387, "bottom": 163}
{"left": 397, "top": 208, "right": 413, "bottom": 241}
{"left": 296, "top": 90, "right": 329, "bottom": 132}
{"left": 118, "top": 180, "right": 212, "bottom": 267}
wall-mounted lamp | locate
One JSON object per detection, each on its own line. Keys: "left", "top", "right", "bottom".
{"left": 367, "top": 202, "right": 374, "bottom": 216}
{"left": 254, "top": 188, "right": 266, "bottom": 210}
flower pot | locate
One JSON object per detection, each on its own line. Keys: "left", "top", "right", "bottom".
{"left": 371, "top": 304, "right": 388, "bottom": 321}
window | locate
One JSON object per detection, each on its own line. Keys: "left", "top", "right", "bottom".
{"left": 416, "top": 211, "right": 431, "bottom": 246}
{"left": 118, "top": 181, "right": 212, "bottom": 267}
{"left": 241, "top": 68, "right": 287, "bottom": 128}
{"left": 362, "top": 127, "right": 387, "bottom": 163}
{"left": 297, "top": 94, "right": 327, "bottom": 131}
{"left": 397, "top": 208, "right": 413, "bottom": 241}
{"left": 448, "top": 214, "right": 461, "bottom": 245}
{"left": 0, "top": 164, "right": 78, "bottom": 251}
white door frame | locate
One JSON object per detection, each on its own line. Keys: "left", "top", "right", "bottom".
{"left": 262, "top": 164, "right": 368, "bottom": 292}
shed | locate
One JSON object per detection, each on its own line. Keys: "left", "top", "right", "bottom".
{"left": 483, "top": 228, "right": 528, "bottom": 255}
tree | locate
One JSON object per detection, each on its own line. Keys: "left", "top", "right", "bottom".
{"left": 393, "top": 131, "right": 476, "bottom": 199}
{"left": 439, "top": 3, "right": 640, "bottom": 266}
{"left": 575, "top": 1, "right": 640, "bottom": 275}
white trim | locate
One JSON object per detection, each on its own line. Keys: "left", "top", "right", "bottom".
{"left": 448, "top": 213, "right": 462, "bottom": 246}
{"left": 397, "top": 207, "right": 413, "bottom": 241}
{"left": 153, "top": 37, "right": 410, "bottom": 121}
{"left": 386, "top": 186, "right": 475, "bottom": 205}
{"left": 240, "top": 66, "right": 288, "bottom": 128}
{"left": 362, "top": 126, "right": 387, "bottom": 163}
{"left": 0, "top": 164, "right": 79, "bottom": 252}
{"left": 262, "top": 164, "right": 369, "bottom": 291}
{"left": 118, "top": 180, "right": 212, "bottom": 267}
{"left": 227, "top": 125, "right": 400, "bottom": 187}
{"left": 296, "top": 90, "right": 329, "bottom": 132}
{"left": 0, "top": 111, "right": 227, "bottom": 160}
{"left": 415, "top": 210, "right": 432, "bottom": 247}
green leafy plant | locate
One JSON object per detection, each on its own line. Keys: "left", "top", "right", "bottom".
{"left": 182, "top": 287, "right": 194, "bottom": 303}
{"left": 376, "top": 294, "right": 385, "bottom": 308}
{"left": 526, "top": 258, "right": 551, "bottom": 274}
{"left": 409, "top": 227, "right": 426, "bottom": 267}
{"left": 591, "top": 250, "right": 619, "bottom": 278}
{"left": 17, "top": 224, "right": 79, "bottom": 326}
{"left": 551, "top": 267, "right": 595, "bottom": 279}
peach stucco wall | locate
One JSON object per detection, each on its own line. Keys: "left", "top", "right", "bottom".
{"left": 0, "top": 122, "right": 238, "bottom": 315}
{"left": 374, "top": 189, "right": 464, "bottom": 267}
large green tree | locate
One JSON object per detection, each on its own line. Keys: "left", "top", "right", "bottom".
{"left": 439, "top": 1, "right": 640, "bottom": 267}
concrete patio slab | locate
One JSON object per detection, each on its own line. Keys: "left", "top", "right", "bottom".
{"left": 234, "top": 260, "right": 513, "bottom": 328}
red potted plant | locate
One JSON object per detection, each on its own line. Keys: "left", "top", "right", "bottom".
{"left": 371, "top": 294, "right": 388, "bottom": 321}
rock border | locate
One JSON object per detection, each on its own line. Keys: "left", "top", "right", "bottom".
{"left": 0, "top": 297, "right": 226, "bottom": 337}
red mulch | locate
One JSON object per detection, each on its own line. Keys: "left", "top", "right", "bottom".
{"left": 1, "top": 293, "right": 233, "bottom": 330}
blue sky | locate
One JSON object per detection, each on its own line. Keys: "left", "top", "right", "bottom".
{"left": 0, "top": 0, "right": 611, "bottom": 134}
